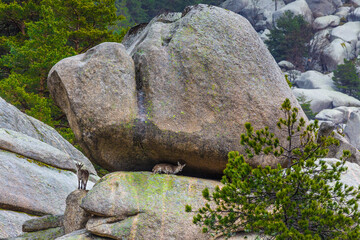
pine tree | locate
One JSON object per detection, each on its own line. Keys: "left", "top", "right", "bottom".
{"left": 332, "top": 59, "right": 360, "bottom": 99}
{"left": 265, "top": 11, "right": 313, "bottom": 71}
{"left": 186, "top": 99, "right": 360, "bottom": 239}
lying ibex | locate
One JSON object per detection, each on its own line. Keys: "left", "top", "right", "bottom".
{"left": 152, "top": 162, "right": 186, "bottom": 175}
{"left": 75, "top": 162, "right": 89, "bottom": 190}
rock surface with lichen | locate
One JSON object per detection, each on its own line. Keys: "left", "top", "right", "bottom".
{"left": 48, "top": 4, "right": 306, "bottom": 178}
{"left": 81, "top": 171, "right": 221, "bottom": 240}
{"left": 0, "top": 96, "right": 98, "bottom": 239}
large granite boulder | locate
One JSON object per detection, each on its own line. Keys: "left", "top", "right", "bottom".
{"left": 81, "top": 172, "right": 221, "bottom": 240}
{"left": 48, "top": 5, "right": 306, "bottom": 177}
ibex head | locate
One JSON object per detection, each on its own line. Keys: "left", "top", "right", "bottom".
{"left": 175, "top": 162, "right": 186, "bottom": 174}
{"left": 76, "top": 162, "right": 84, "bottom": 170}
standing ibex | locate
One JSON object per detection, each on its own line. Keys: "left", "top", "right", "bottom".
{"left": 152, "top": 162, "right": 186, "bottom": 175}
{"left": 75, "top": 162, "right": 89, "bottom": 190}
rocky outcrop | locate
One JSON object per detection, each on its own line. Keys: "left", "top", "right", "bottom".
{"left": 81, "top": 172, "right": 221, "bottom": 240}
{"left": 0, "top": 210, "right": 36, "bottom": 239}
{"left": 0, "top": 149, "right": 96, "bottom": 215}
{"left": 49, "top": 5, "right": 307, "bottom": 177}
{"left": 0, "top": 97, "right": 95, "bottom": 174}
{"left": 0, "top": 97, "right": 98, "bottom": 239}
{"left": 0, "top": 128, "right": 76, "bottom": 171}
{"left": 64, "top": 190, "right": 91, "bottom": 234}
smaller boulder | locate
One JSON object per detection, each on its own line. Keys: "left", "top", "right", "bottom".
{"left": 306, "top": 0, "right": 341, "bottom": 18}
{"left": 63, "top": 190, "right": 91, "bottom": 234}
{"left": 260, "top": 29, "right": 271, "bottom": 42}
{"left": 348, "top": 7, "right": 360, "bottom": 21}
{"left": 22, "top": 215, "right": 63, "bottom": 232}
{"left": 318, "top": 122, "right": 360, "bottom": 164}
{"left": 322, "top": 38, "right": 353, "bottom": 72}
{"left": 315, "top": 107, "right": 352, "bottom": 125}
{"left": 7, "top": 228, "right": 64, "bottom": 240}
{"left": 56, "top": 229, "right": 109, "bottom": 240}
{"left": 344, "top": 108, "right": 360, "bottom": 149}
{"left": 220, "top": 0, "right": 249, "bottom": 13}
{"left": 278, "top": 60, "right": 295, "bottom": 71}
{"left": 273, "top": 0, "right": 313, "bottom": 24}
{"left": 294, "top": 70, "right": 334, "bottom": 90}
{"left": 312, "top": 15, "right": 340, "bottom": 30}
{"left": 335, "top": 7, "right": 351, "bottom": 18}
{"left": 292, "top": 88, "right": 360, "bottom": 113}
{"left": 331, "top": 22, "right": 360, "bottom": 43}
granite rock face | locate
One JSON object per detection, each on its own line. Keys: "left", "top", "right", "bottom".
{"left": 0, "top": 96, "right": 97, "bottom": 239}
{"left": 81, "top": 172, "right": 222, "bottom": 240}
{"left": 0, "top": 97, "right": 95, "bottom": 174}
{"left": 49, "top": 4, "right": 306, "bottom": 177}
{"left": 63, "top": 190, "right": 91, "bottom": 234}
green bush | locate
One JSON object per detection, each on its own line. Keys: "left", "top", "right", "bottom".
{"left": 265, "top": 11, "right": 313, "bottom": 71}
{"left": 186, "top": 99, "right": 360, "bottom": 239}
{"left": 332, "top": 59, "right": 360, "bottom": 99}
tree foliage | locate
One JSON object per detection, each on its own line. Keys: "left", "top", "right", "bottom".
{"left": 186, "top": 99, "right": 360, "bottom": 239}
{"left": 332, "top": 59, "right": 360, "bottom": 99}
{"left": 115, "top": 0, "right": 224, "bottom": 28}
{"left": 265, "top": 11, "right": 313, "bottom": 71}
{"left": 0, "top": 0, "right": 127, "bottom": 144}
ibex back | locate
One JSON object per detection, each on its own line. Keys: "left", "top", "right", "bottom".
{"left": 152, "top": 162, "right": 186, "bottom": 175}
{"left": 76, "top": 162, "right": 89, "bottom": 190}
